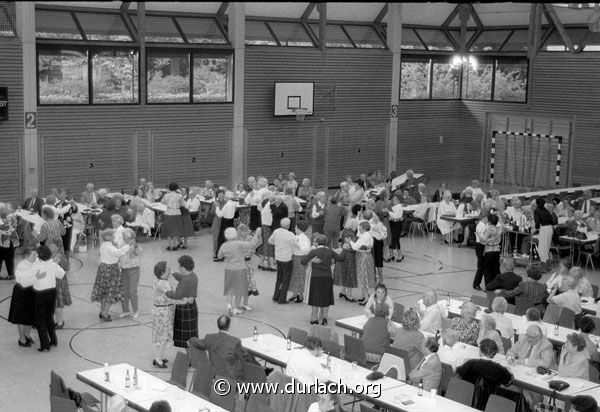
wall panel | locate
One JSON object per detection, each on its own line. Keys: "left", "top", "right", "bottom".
{"left": 0, "top": 38, "right": 23, "bottom": 202}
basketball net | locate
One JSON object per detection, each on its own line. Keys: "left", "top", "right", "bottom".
{"left": 292, "top": 108, "right": 308, "bottom": 121}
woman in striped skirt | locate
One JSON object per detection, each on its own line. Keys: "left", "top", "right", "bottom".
{"left": 165, "top": 255, "right": 198, "bottom": 348}
{"left": 348, "top": 221, "right": 376, "bottom": 305}
{"left": 333, "top": 204, "right": 361, "bottom": 302}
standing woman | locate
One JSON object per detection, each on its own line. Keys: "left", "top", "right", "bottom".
{"left": 48, "top": 239, "right": 71, "bottom": 330}
{"left": 333, "top": 204, "right": 361, "bottom": 302}
{"left": 244, "top": 180, "right": 262, "bottom": 232}
{"left": 151, "top": 261, "right": 181, "bottom": 368}
{"left": 178, "top": 186, "right": 195, "bottom": 249}
{"left": 349, "top": 221, "right": 376, "bottom": 305}
{"left": 36, "top": 206, "right": 65, "bottom": 250}
{"left": 161, "top": 182, "right": 187, "bottom": 251}
{"left": 285, "top": 172, "right": 299, "bottom": 195}
{"left": 283, "top": 187, "right": 302, "bottom": 233}
{"left": 56, "top": 189, "right": 78, "bottom": 255}
{"left": 258, "top": 193, "right": 276, "bottom": 271}
{"left": 347, "top": 179, "right": 365, "bottom": 221}
{"left": 437, "top": 190, "right": 458, "bottom": 244}
{"left": 288, "top": 221, "right": 311, "bottom": 303}
{"left": 8, "top": 249, "right": 38, "bottom": 347}
{"left": 91, "top": 229, "right": 130, "bottom": 321}
{"left": 480, "top": 213, "right": 503, "bottom": 289}
{"left": 387, "top": 195, "right": 405, "bottom": 262}
{"left": 215, "top": 191, "right": 237, "bottom": 257}
{"left": 0, "top": 204, "right": 20, "bottom": 280}
{"left": 473, "top": 202, "right": 492, "bottom": 291}
{"left": 32, "top": 245, "right": 65, "bottom": 352}
{"left": 218, "top": 227, "right": 262, "bottom": 315}
{"left": 301, "top": 234, "right": 346, "bottom": 326}
{"left": 212, "top": 189, "right": 226, "bottom": 261}
{"left": 534, "top": 197, "right": 554, "bottom": 272}
{"left": 165, "top": 255, "right": 199, "bottom": 348}
{"left": 119, "top": 228, "right": 142, "bottom": 319}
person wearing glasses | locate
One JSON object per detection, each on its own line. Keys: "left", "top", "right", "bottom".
{"left": 506, "top": 324, "right": 554, "bottom": 368}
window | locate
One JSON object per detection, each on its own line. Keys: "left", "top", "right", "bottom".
{"left": 269, "top": 22, "right": 313, "bottom": 47}
{"left": 343, "top": 25, "right": 385, "bottom": 49}
{"left": 36, "top": 10, "right": 82, "bottom": 40}
{"left": 494, "top": 59, "right": 527, "bottom": 102}
{"left": 432, "top": 59, "right": 460, "bottom": 99}
{"left": 461, "top": 58, "right": 493, "bottom": 100}
{"left": 309, "top": 23, "right": 354, "bottom": 48}
{"left": 0, "top": 1, "right": 16, "bottom": 37}
{"left": 147, "top": 52, "right": 190, "bottom": 103}
{"left": 92, "top": 50, "right": 138, "bottom": 104}
{"left": 245, "top": 20, "right": 277, "bottom": 45}
{"left": 400, "top": 59, "right": 430, "bottom": 99}
{"left": 38, "top": 48, "right": 88, "bottom": 104}
{"left": 76, "top": 13, "right": 132, "bottom": 41}
{"left": 176, "top": 17, "right": 228, "bottom": 44}
{"left": 193, "top": 54, "right": 233, "bottom": 102}
{"left": 143, "top": 16, "right": 184, "bottom": 43}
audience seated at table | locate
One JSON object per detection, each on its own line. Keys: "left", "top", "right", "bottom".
{"left": 547, "top": 275, "right": 582, "bottom": 316}
{"left": 437, "top": 329, "right": 468, "bottom": 371}
{"left": 362, "top": 302, "right": 392, "bottom": 363}
{"left": 506, "top": 324, "right": 555, "bottom": 368}
{"left": 286, "top": 336, "right": 330, "bottom": 386}
{"left": 80, "top": 183, "right": 98, "bottom": 206}
{"left": 407, "top": 336, "right": 442, "bottom": 392}
{"left": 364, "top": 283, "right": 394, "bottom": 320}
{"left": 455, "top": 339, "right": 513, "bottom": 410}
{"left": 485, "top": 258, "right": 522, "bottom": 292}
{"left": 489, "top": 297, "right": 514, "bottom": 341}
{"left": 418, "top": 290, "right": 445, "bottom": 335}
{"left": 437, "top": 190, "right": 458, "bottom": 244}
{"left": 570, "top": 266, "right": 594, "bottom": 298}
{"left": 22, "top": 189, "right": 44, "bottom": 216}
{"left": 574, "top": 190, "right": 596, "bottom": 214}
{"left": 448, "top": 302, "right": 480, "bottom": 347}
{"left": 497, "top": 266, "right": 548, "bottom": 310}
{"left": 546, "top": 258, "right": 572, "bottom": 294}
{"left": 477, "top": 314, "right": 505, "bottom": 355}
{"left": 558, "top": 333, "right": 590, "bottom": 380}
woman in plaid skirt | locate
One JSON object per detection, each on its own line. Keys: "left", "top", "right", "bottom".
{"left": 165, "top": 255, "right": 198, "bottom": 348}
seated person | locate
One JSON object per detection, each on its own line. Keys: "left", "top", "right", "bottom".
{"left": 307, "top": 388, "right": 345, "bottom": 412}
{"left": 364, "top": 283, "right": 394, "bottom": 320}
{"left": 586, "top": 209, "right": 600, "bottom": 232}
{"left": 576, "top": 316, "right": 599, "bottom": 358}
{"left": 286, "top": 336, "right": 330, "bottom": 386}
{"left": 437, "top": 329, "right": 468, "bottom": 371}
{"left": 547, "top": 276, "right": 582, "bottom": 316}
{"left": 485, "top": 258, "right": 522, "bottom": 292}
{"left": 22, "top": 189, "right": 44, "bottom": 216}
{"left": 96, "top": 188, "right": 109, "bottom": 208}
{"left": 407, "top": 337, "right": 442, "bottom": 392}
{"left": 558, "top": 333, "right": 590, "bottom": 380}
{"left": 572, "top": 395, "right": 598, "bottom": 412}
{"left": 362, "top": 303, "right": 392, "bottom": 363}
{"left": 128, "top": 202, "right": 155, "bottom": 236}
{"left": 497, "top": 266, "right": 548, "bottom": 310}
{"left": 506, "top": 324, "right": 555, "bottom": 368}
{"left": 546, "top": 258, "right": 572, "bottom": 294}
{"left": 149, "top": 400, "right": 171, "bottom": 412}
{"left": 456, "top": 339, "right": 513, "bottom": 410}
{"left": 418, "top": 290, "right": 445, "bottom": 335}
{"left": 80, "top": 183, "right": 98, "bottom": 206}
{"left": 477, "top": 315, "right": 505, "bottom": 355}
{"left": 107, "top": 394, "right": 127, "bottom": 412}
{"left": 188, "top": 315, "right": 265, "bottom": 380}
{"left": 516, "top": 307, "right": 547, "bottom": 336}
{"left": 489, "top": 297, "right": 514, "bottom": 341}
{"left": 574, "top": 190, "right": 596, "bottom": 215}
{"left": 392, "top": 309, "right": 425, "bottom": 370}
{"left": 448, "top": 302, "right": 480, "bottom": 347}
{"left": 570, "top": 266, "right": 594, "bottom": 298}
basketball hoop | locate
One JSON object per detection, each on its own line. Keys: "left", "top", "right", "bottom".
{"left": 292, "top": 108, "right": 308, "bottom": 121}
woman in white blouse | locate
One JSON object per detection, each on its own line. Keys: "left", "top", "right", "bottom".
{"left": 215, "top": 191, "right": 237, "bottom": 256}
{"left": 161, "top": 182, "right": 186, "bottom": 251}
{"left": 8, "top": 249, "right": 39, "bottom": 347}
{"left": 348, "top": 221, "right": 375, "bottom": 304}
{"left": 288, "top": 221, "right": 312, "bottom": 303}
{"left": 437, "top": 190, "right": 458, "bottom": 244}
{"left": 387, "top": 195, "right": 405, "bottom": 262}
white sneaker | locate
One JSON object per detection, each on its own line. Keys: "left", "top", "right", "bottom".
{"left": 241, "top": 305, "right": 252, "bottom": 311}
{"left": 233, "top": 308, "right": 243, "bottom": 315}
{"left": 119, "top": 312, "right": 130, "bottom": 318}
{"left": 132, "top": 311, "right": 140, "bottom": 319}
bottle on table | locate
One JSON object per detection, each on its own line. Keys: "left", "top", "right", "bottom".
{"left": 253, "top": 326, "right": 258, "bottom": 342}
{"left": 446, "top": 293, "right": 450, "bottom": 308}
{"left": 287, "top": 336, "right": 291, "bottom": 350}
{"left": 554, "top": 322, "right": 559, "bottom": 336}
{"left": 125, "top": 370, "right": 131, "bottom": 388}
{"left": 418, "top": 379, "right": 423, "bottom": 396}
{"left": 133, "top": 367, "right": 138, "bottom": 387}
{"left": 104, "top": 363, "right": 110, "bottom": 382}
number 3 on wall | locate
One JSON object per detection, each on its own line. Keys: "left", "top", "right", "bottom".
{"left": 25, "top": 112, "right": 37, "bottom": 129}
{"left": 390, "top": 104, "right": 398, "bottom": 118}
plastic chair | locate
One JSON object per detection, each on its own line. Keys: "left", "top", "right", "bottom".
{"left": 209, "top": 350, "right": 235, "bottom": 379}
{"left": 514, "top": 296, "right": 536, "bottom": 316}
{"left": 470, "top": 294, "right": 490, "bottom": 309}
{"left": 210, "top": 375, "right": 236, "bottom": 411}
{"left": 243, "top": 361, "right": 267, "bottom": 384}
{"left": 188, "top": 346, "right": 210, "bottom": 371}
{"left": 168, "top": 351, "right": 190, "bottom": 389}
{"left": 321, "top": 339, "right": 342, "bottom": 358}
{"left": 391, "top": 302, "right": 405, "bottom": 324}
{"left": 378, "top": 352, "right": 405, "bottom": 381}
{"left": 485, "top": 394, "right": 516, "bottom": 412}
{"left": 384, "top": 346, "right": 411, "bottom": 380}
{"left": 445, "top": 377, "right": 475, "bottom": 407}
{"left": 309, "top": 324, "right": 339, "bottom": 344}
{"left": 360, "top": 405, "right": 379, "bottom": 412}
{"left": 502, "top": 337, "right": 512, "bottom": 353}
{"left": 50, "top": 395, "right": 78, "bottom": 412}
{"left": 288, "top": 327, "right": 308, "bottom": 346}
{"left": 439, "top": 362, "right": 454, "bottom": 395}
{"left": 588, "top": 315, "right": 600, "bottom": 336}
{"left": 191, "top": 368, "right": 212, "bottom": 399}
{"left": 50, "top": 371, "right": 100, "bottom": 407}
{"left": 343, "top": 334, "right": 368, "bottom": 367}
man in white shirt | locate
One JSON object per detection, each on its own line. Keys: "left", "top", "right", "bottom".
{"left": 547, "top": 276, "right": 582, "bottom": 315}
{"left": 269, "top": 218, "right": 297, "bottom": 304}
{"left": 419, "top": 290, "right": 445, "bottom": 335}
{"left": 311, "top": 192, "right": 326, "bottom": 235}
{"left": 286, "top": 336, "right": 330, "bottom": 387}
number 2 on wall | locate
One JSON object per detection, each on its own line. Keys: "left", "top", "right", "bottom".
{"left": 25, "top": 112, "right": 37, "bottom": 129}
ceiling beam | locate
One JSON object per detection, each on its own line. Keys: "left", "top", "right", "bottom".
{"left": 442, "top": 5, "right": 460, "bottom": 28}
{"left": 528, "top": 3, "right": 542, "bottom": 59}
{"left": 317, "top": 2, "right": 326, "bottom": 57}
{"left": 301, "top": 2, "right": 316, "bottom": 20}
{"left": 120, "top": 1, "right": 131, "bottom": 12}
{"left": 543, "top": 3, "right": 575, "bottom": 53}
{"left": 217, "top": 2, "right": 228, "bottom": 16}
{"left": 458, "top": 3, "right": 471, "bottom": 51}
{"left": 469, "top": 4, "right": 483, "bottom": 28}
{"left": 374, "top": 3, "right": 387, "bottom": 24}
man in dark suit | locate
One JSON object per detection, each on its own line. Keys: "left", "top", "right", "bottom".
{"left": 408, "top": 337, "right": 442, "bottom": 392}
{"left": 21, "top": 189, "right": 45, "bottom": 216}
{"left": 574, "top": 190, "right": 597, "bottom": 215}
{"left": 485, "top": 258, "right": 522, "bottom": 292}
{"left": 270, "top": 195, "right": 288, "bottom": 231}
{"left": 188, "top": 315, "right": 269, "bottom": 379}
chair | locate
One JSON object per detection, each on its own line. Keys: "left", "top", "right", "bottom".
{"left": 210, "top": 375, "right": 237, "bottom": 411}
{"left": 209, "top": 350, "right": 235, "bottom": 379}
{"left": 360, "top": 405, "right": 379, "bottom": 412}
{"left": 391, "top": 302, "right": 405, "bottom": 324}
{"left": 485, "top": 394, "right": 516, "bottom": 412}
{"left": 470, "top": 294, "right": 490, "bottom": 308}
{"left": 188, "top": 346, "right": 209, "bottom": 370}
{"left": 501, "top": 337, "right": 512, "bottom": 353}
{"left": 321, "top": 339, "right": 342, "bottom": 358}
{"left": 578, "top": 242, "right": 598, "bottom": 272}
{"left": 589, "top": 360, "right": 600, "bottom": 384}
{"left": 378, "top": 352, "right": 405, "bottom": 381}
{"left": 544, "top": 304, "right": 575, "bottom": 329}
{"left": 593, "top": 284, "right": 599, "bottom": 299}
{"left": 288, "top": 327, "right": 308, "bottom": 346}
{"left": 309, "top": 324, "right": 339, "bottom": 343}
{"left": 588, "top": 315, "right": 600, "bottom": 335}
{"left": 343, "top": 335, "right": 367, "bottom": 367}
{"left": 50, "top": 371, "right": 100, "bottom": 407}
{"left": 384, "top": 346, "right": 411, "bottom": 380}
{"left": 50, "top": 395, "right": 79, "bottom": 412}
{"left": 514, "top": 296, "right": 536, "bottom": 316}
{"left": 243, "top": 361, "right": 267, "bottom": 384}
{"left": 445, "top": 377, "right": 475, "bottom": 407}
{"left": 168, "top": 351, "right": 190, "bottom": 389}
{"left": 439, "top": 362, "right": 454, "bottom": 395}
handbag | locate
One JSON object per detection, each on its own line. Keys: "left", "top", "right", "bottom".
{"left": 536, "top": 366, "right": 550, "bottom": 375}
{"left": 548, "top": 380, "right": 570, "bottom": 391}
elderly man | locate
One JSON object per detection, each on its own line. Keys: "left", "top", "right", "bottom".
{"left": 407, "top": 337, "right": 442, "bottom": 392}
{"left": 269, "top": 218, "right": 297, "bottom": 304}
{"left": 334, "top": 181, "right": 350, "bottom": 207}
{"left": 398, "top": 169, "right": 418, "bottom": 198}
{"left": 547, "top": 276, "right": 582, "bottom": 315}
{"left": 418, "top": 290, "right": 445, "bottom": 335}
{"left": 199, "top": 180, "right": 215, "bottom": 200}
{"left": 311, "top": 191, "right": 327, "bottom": 235}
{"left": 575, "top": 190, "right": 596, "bottom": 215}
{"left": 80, "top": 183, "right": 98, "bottom": 206}
{"left": 270, "top": 195, "right": 288, "bottom": 231}
{"left": 22, "top": 189, "right": 45, "bottom": 216}
{"left": 485, "top": 258, "right": 522, "bottom": 292}
{"left": 507, "top": 324, "right": 555, "bottom": 368}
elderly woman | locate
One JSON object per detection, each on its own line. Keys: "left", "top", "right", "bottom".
{"left": 490, "top": 296, "right": 514, "bottom": 340}
{"left": 297, "top": 178, "right": 314, "bottom": 201}
{"left": 431, "top": 183, "right": 447, "bottom": 203}
{"left": 478, "top": 314, "right": 505, "bottom": 355}
{"left": 534, "top": 197, "right": 554, "bottom": 271}
{"left": 576, "top": 317, "right": 599, "bottom": 358}
{"left": 216, "top": 191, "right": 237, "bottom": 255}
{"left": 480, "top": 214, "right": 503, "bottom": 288}
{"left": 144, "top": 182, "right": 159, "bottom": 202}
{"left": 130, "top": 202, "right": 155, "bottom": 237}
{"left": 218, "top": 227, "right": 262, "bottom": 315}
{"left": 334, "top": 181, "right": 350, "bottom": 208}
{"left": 258, "top": 192, "right": 276, "bottom": 271}
{"left": 211, "top": 189, "right": 226, "bottom": 261}
{"left": 392, "top": 309, "right": 425, "bottom": 370}
{"left": 387, "top": 195, "right": 405, "bottom": 262}
{"left": 333, "top": 204, "right": 361, "bottom": 302}
{"left": 349, "top": 220, "right": 375, "bottom": 304}
{"left": 437, "top": 190, "right": 458, "bottom": 244}
{"left": 449, "top": 302, "right": 480, "bottom": 346}
{"left": 289, "top": 221, "right": 311, "bottom": 303}
{"left": 36, "top": 206, "right": 65, "bottom": 250}
{"left": 365, "top": 283, "right": 394, "bottom": 320}
{"left": 178, "top": 186, "right": 195, "bottom": 249}
{"left": 161, "top": 182, "right": 187, "bottom": 251}
{"left": 415, "top": 183, "right": 429, "bottom": 204}
{"left": 558, "top": 333, "right": 590, "bottom": 380}
{"left": 283, "top": 187, "right": 302, "bottom": 232}
{"left": 347, "top": 178, "right": 366, "bottom": 221}
{"left": 273, "top": 173, "right": 286, "bottom": 191}
{"left": 0, "top": 204, "right": 20, "bottom": 280}
{"left": 151, "top": 261, "right": 182, "bottom": 368}
{"left": 8, "top": 249, "right": 39, "bottom": 346}
{"left": 165, "top": 255, "right": 199, "bottom": 348}
{"left": 570, "top": 266, "right": 594, "bottom": 298}
{"left": 418, "top": 290, "right": 444, "bottom": 334}
{"left": 363, "top": 303, "right": 393, "bottom": 363}
{"left": 48, "top": 239, "right": 71, "bottom": 330}
{"left": 56, "top": 189, "right": 78, "bottom": 254}
{"left": 285, "top": 172, "right": 299, "bottom": 195}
